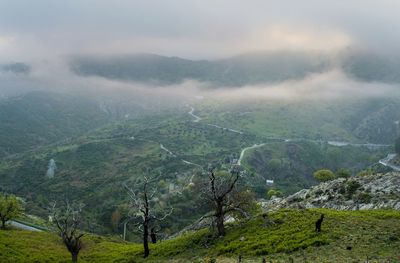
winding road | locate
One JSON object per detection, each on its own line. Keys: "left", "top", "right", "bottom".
{"left": 159, "top": 143, "right": 201, "bottom": 167}
{"left": 379, "top": 154, "right": 400, "bottom": 171}
{"left": 188, "top": 107, "right": 202, "bottom": 123}
{"left": 188, "top": 106, "right": 244, "bottom": 134}
{"left": 9, "top": 220, "right": 43, "bottom": 231}
{"left": 238, "top": 143, "right": 266, "bottom": 165}
{"left": 187, "top": 106, "right": 396, "bottom": 171}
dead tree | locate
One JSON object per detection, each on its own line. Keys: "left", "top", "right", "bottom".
{"left": 201, "top": 166, "right": 252, "bottom": 237}
{"left": 51, "top": 201, "right": 85, "bottom": 263}
{"left": 125, "top": 175, "right": 173, "bottom": 258}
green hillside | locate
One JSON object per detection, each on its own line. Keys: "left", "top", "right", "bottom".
{"left": 0, "top": 91, "right": 110, "bottom": 157}
{"left": 71, "top": 51, "right": 330, "bottom": 86}
{"left": 71, "top": 50, "right": 400, "bottom": 86}
{"left": 1, "top": 94, "right": 398, "bottom": 234}
{"left": 1, "top": 209, "right": 399, "bottom": 262}
{"left": 0, "top": 112, "right": 252, "bottom": 233}
{"left": 196, "top": 98, "right": 400, "bottom": 144}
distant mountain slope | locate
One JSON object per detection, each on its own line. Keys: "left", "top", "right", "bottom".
{"left": 0, "top": 91, "right": 110, "bottom": 157}
{"left": 0, "top": 62, "right": 30, "bottom": 74}
{"left": 70, "top": 51, "right": 331, "bottom": 86}
{"left": 342, "top": 50, "right": 400, "bottom": 84}
{"left": 340, "top": 98, "right": 400, "bottom": 144}
{"left": 71, "top": 49, "right": 400, "bottom": 86}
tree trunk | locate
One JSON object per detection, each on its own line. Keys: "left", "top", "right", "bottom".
{"left": 216, "top": 215, "right": 225, "bottom": 236}
{"left": 143, "top": 221, "right": 150, "bottom": 258}
{"left": 216, "top": 204, "right": 225, "bottom": 236}
{"left": 71, "top": 252, "right": 78, "bottom": 262}
{"left": 1, "top": 218, "right": 6, "bottom": 229}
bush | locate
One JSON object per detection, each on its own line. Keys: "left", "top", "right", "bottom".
{"left": 336, "top": 168, "right": 351, "bottom": 178}
{"left": 313, "top": 169, "right": 335, "bottom": 182}
{"left": 346, "top": 180, "right": 361, "bottom": 197}
{"left": 356, "top": 192, "right": 372, "bottom": 203}
{"left": 357, "top": 169, "right": 374, "bottom": 177}
{"left": 267, "top": 189, "right": 283, "bottom": 199}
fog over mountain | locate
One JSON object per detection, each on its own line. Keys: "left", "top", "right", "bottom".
{"left": 1, "top": 1, "right": 400, "bottom": 101}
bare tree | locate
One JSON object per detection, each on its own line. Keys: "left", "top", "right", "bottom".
{"left": 201, "top": 166, "right": 253, "bottom": 236}
{"left": 51, "top": 201, "right": 85, "bottom": 263}
{"left": 124, "top": 175, "right": 173, "bottom": 258}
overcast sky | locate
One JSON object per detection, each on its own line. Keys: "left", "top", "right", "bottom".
{"left": 1, "top": 0, "right": 400, "bottom": 61}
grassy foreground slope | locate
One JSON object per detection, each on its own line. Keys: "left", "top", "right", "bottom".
{"left": 1, "top": 209, "right": 400, "bottom": 262}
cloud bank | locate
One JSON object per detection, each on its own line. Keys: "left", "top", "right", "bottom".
{"left": 1, "top": 0, "right": 400, "bottom": 102}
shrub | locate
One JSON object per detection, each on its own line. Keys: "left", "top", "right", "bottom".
{"left": 356, "top": 169, "right": 374, "bottom": 177}
{"left": 346, "top": 180, "right": 361, "bottom": 197}
{"left": 313, "top": 169, "right": 335, "bottom": 182}
{"left": 338, "top": 185, "right": 346, "bottom": 195}
{"left": 336, "top": 168, "right": 351, "bottom": 178}
{"left": 267, "top": 189, "right": 283, "bottom": 199}
{"left": 356, "top": 192, "right": 372, "bottom": 203}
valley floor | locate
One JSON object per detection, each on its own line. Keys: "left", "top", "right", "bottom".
{"left": 1, "top": 209, "right": 400, "bottom": 262}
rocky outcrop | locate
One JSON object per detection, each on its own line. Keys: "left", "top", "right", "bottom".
{"left": 261, "top": 172, "right": 400, "bottom": 211}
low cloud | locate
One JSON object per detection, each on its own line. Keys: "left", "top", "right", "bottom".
{"left": 4, "top": 58, "right": 398, "bottom": 102}
{"left": 205, "top": 70, "right": 400, "bottom": 101}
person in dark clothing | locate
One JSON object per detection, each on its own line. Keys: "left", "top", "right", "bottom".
{"left": 150, "top": 227, "right": 157, "bottom": 244}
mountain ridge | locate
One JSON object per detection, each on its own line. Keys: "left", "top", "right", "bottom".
{"left": 262, "top": 171, "right": 400, "bottom": 211}
{"left": 70, "top": 49, "right": 400, "bottom": 86}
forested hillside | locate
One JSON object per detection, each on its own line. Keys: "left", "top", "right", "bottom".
{"left": 0, "top": 92, "right": 111, "bottom": 157}
{"left": 1, "top": 92, "right": 398, "bottom": 235}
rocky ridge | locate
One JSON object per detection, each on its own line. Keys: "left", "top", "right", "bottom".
{"left": 261, "top": 172, "right": 400, "bottom": 211}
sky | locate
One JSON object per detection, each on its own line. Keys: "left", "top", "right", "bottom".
{"left": 1, "top": 0, "right": 400, "bottom": 101}
{"left": 1, "top": 0, "right": 400, "bottom": 61}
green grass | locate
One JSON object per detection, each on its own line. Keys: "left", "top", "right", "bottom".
{"left": 1, "top": 209, "right": 400, "bottom": 262}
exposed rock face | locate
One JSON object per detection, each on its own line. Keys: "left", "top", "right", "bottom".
{"left": 261, "top": 172, "right": 400, "bottom": 211}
